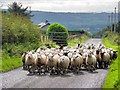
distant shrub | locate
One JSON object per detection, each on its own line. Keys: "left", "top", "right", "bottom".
{"left": 46, "top": 23, "right": 69, "bottom": 46}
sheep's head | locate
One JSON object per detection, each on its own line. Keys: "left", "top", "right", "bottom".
{"left": 27, "top": 53, "right": 32, "bottom": 59}
{"left": 88, "top": 51, "right": 93, "bottom": 57}
{"left": 96, "top": 49, "right": 100, "bottom": 54}
{"left": 100, "top": 52, "right": 105, "bottom": 59}
{"left": 113, "top": 50, "right": 118, "bottom": 53}
{"left": 48, "top": 53, "right": 54, "bottom": 62}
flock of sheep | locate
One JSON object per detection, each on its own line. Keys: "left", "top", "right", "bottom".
{"left": 21, "top": 43, "right": 118, "bottom": 75}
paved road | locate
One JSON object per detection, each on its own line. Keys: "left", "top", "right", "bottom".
{"left": 1, "top": 39, "right": 108, "bottom": 89}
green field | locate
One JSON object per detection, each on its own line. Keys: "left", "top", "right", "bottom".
{"left": 68, "top": 35, "right": 88, "bottom": 46}
{"left": 103, "top": 35, "right": 120, "bottom": 89}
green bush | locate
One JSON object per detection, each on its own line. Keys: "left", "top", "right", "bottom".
{"left": 46, "top": 23, "right": 69, "bottom": 46}
{"left": 2, "top": 13, "right": 41, "bottom": 44}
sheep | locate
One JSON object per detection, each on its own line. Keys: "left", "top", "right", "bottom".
{"left": 37, "top": 53, "right": 47, "bottom": 74}
{"left": 71, "top": 53, "right": 83, "bottom": 73}
{"left": 81, "top": 52, "right": 88, "bottom": 69}
{"left": 93, "top": 49, "right": 102, "bottom": 69}
{"left": 57, "top": 55, "right": 70, "bottom": 75}
{"left": 100, "top": 51, "right": 110, "bottom": 68}
{"left": 25, "top": 51, "right": 38, "bottom": 73}
{"left": 46, "top": 53, "right": 60, "bottom": 75}
{"left": 21, "top": 52, "right": 28, "bottom": 70}
{"left": 85, "top": 52, "right": 97, "bottom": 72}
{"left": 112, "top": 50, "right": 118, "bottom": 60}
{"left": 107, "top": 48, "right": 118, "bottom": 60}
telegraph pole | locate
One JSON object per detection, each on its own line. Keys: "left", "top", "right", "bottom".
{"left": 108, "top": 15, "right": 111, "bottom": 30}
{"left": 111, "top": 12, "right": 114, "bottom": 32}
{"left": 114, "top": 7, "right": 117, "bottom": 32}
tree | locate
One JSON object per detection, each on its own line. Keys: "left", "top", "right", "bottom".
{"left": 8, "top": 2, "right": 32, "bottom": 18}
{"left": 47, "top": 23, "right": 69, "bottom": 46}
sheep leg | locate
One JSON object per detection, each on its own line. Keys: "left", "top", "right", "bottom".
{"left": 90, "top": 65, "right": 94, "bottom": 72}
{"left": 79, "top": 65, "right": 81, "bottom": 71}
{"left": 95, "top": 61, "right": 98, "bottom": 69}
{"left": 38, "top": 66, "right": 42, "bottom": 75}
{"left": 76, "top": 66, "right": 79, "bottom": 74}
{"left": 105, "top": 62, "right": 109, "bottom": 68}
{"left": 50, "top": 67, "right": 54, "bottom": 75}
{"left": 28, "top": 66, "right": 33, "bottom": 74}
{"left": 56, "top": 68, "right": 60, "bottom": 75}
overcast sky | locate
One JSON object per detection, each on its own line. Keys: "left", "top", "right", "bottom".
{"left": 0, "top": 0, "right": 120, "bottom": 12}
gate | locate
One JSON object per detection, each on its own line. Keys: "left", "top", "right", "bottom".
{"left": 47, "top": 32, "right": 68, "bottom": 46}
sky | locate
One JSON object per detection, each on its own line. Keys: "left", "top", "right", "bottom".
{"left": 0, "top": 0, "right": 120, "bottom": 12}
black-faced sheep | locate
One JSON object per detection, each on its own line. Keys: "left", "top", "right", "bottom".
{"left": 100, "top": 51, "right": 110, "bottom": 68}
{"left": 21, "top": 52, "right": 28, "bottom": 70}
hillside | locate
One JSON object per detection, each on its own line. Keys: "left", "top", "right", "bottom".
{"left": 31, "top": 11, "right": 113, "bottom": 33}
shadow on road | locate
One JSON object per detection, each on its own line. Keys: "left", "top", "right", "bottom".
{"left": 27, "top": 73, "right": 36, "bottom": 76}
{"left": 89, "top": 71, "right": 98, "bottom": 74}
{"left": 73, "top": 71, "right": 84, "bottom": 76}
{"left": 60, "top": 74, "right": 71, "bottom": 78}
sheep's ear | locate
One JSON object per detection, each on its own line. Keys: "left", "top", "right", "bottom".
{"left": 115, "top": 51, "right": 118, "bottom": 52}
{"left": 113, "top": 51, "right": 118, "bottom": 53}
{"left": 21, "top": 52, "right": 26, "bottom": 56}
{"left": 21, "top": 52, "right": 24, "bottom": 55}
{"left": 79, "top": 53, "right": 82, "bottom": 56}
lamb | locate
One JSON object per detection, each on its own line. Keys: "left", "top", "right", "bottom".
{"left": 71, "top": 53, "right": 83, "bottom": 73}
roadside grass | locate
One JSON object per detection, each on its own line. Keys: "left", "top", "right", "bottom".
{"left": 1, "top": 53, "right": 22, "bottom": 73}
{"left": 103, "top": 37, "right": 120, "bottom": 88}
{"left": 68, "top": 35, "right": 88, "bottom": 46}
{"left": 2, "top": 57, "right": 22, "bottom": 73}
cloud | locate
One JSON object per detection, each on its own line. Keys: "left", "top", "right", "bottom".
{"left": 1, "top": 0, "right": 119, "bottom": 12}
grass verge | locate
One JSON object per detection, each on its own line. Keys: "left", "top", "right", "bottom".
{"left": 103, "top": 37, "right": 120, "bottom": 89}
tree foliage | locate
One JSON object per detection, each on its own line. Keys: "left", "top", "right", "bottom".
{"left": 47, "top": 23, "right": 69, "bottom": 46}
{"left": 8, "top": 2, "right": 32, "bottom": 18}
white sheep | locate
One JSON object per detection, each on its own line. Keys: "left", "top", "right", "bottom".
{"left": 71, "top": 53, "right": 83, "bottom": 73}
{"left": 100, "top": 51, "right": 110, "bottom": 68}
{"left": 37, "top": 52, "right": 47, "bottom": 74}
{"left": 86, "top": 52, "right": 97, "bottom": 72}
{"left": 57, "top": 55, "right": 70, "bottom": 75}
{"left": 46, "top": 53, "right": 60, "bottom": 75}
{"left": 25, "top": 51, "right": 38, "bottom": 73}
